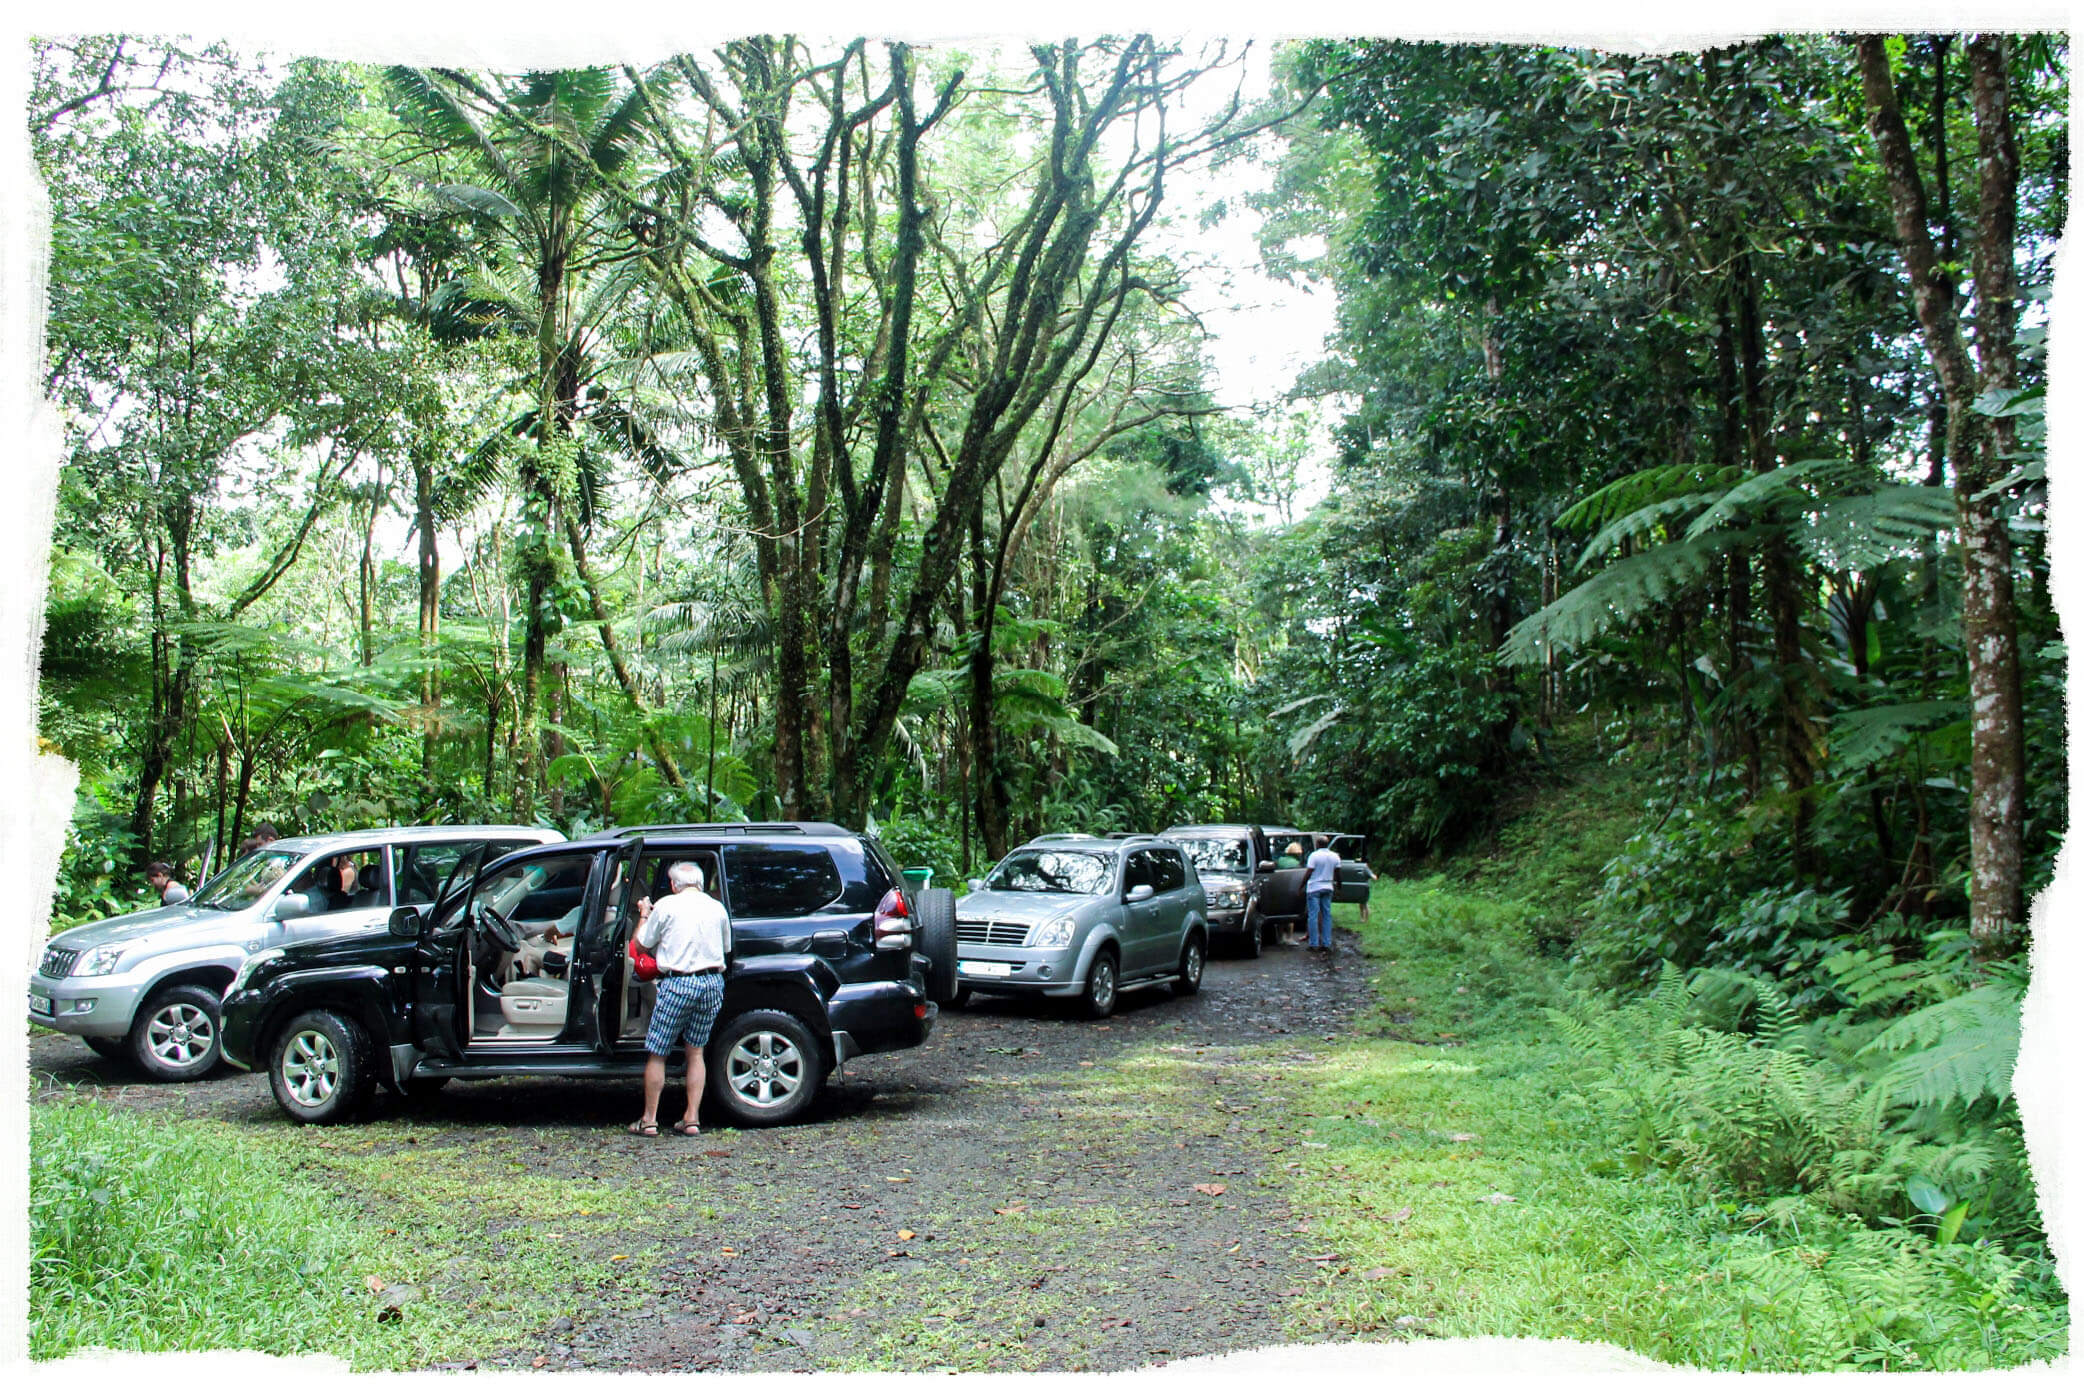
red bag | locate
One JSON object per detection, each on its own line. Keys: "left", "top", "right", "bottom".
{"left": 627, "top": 934, "right": 661, "bottom": 982}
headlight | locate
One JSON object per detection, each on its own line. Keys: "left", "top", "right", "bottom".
{"left": 227, "top": 947, "right": 286, "bottom": 996}
{"left": 75, "top": 943, "right": 131, "bottom": 976}
{"left": 1030, "top": 917, "right": 1076, "bottom": 949}
{"left": 1207, "top": 884, "right": 1244, "bottom": 907}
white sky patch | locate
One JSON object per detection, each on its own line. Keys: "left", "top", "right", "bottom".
{"left": 4, "top": 3, "right": 2078, "bottom": 1385}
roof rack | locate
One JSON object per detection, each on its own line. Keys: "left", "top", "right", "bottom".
{"left": 598, "top": 821, "right": 855, "bottom": 839}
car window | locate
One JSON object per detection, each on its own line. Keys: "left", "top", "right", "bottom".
{"left": 1123, "top": 851, "right": 1155, "bottom": 892}
{"left": 284, "top": 850, "right": 389, "bottom": 913}
{"left": 191, "top": 849, "right": 300, "bottom": 909}
{"left": 1154, "top": 850, "right": 1186, "bottom": 893}
{"left": 723, "top": 845, "right": 845, "bottom": 918}
{"left": 476, "top": 853, "right": 595, "bottom": 931}
{"left": 1177, "top": 837, "right": 1247, "bottom": 875}
{"left": 985, "top": 849, "right": 1114, "bottom": 895}
{"left": 398, "top": 842, "right": 468, "bottom": 905}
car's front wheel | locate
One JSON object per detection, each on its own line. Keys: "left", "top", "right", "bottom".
{"left": 269, "top": 1010, "right": 378, "bottom": 1124}
{"left": 1174, "top": 934, "right": 1206, "bottom": 997}
{"left": 1238, "top": 906, "right": 1263, "bottom": 959}
{"left": 709, "top": 1009, "right": 825, "bottom": 1127}
{"left": 1081, "top": 949, "right": 1119, "bottom": 1020}
{"left": 128, "top": 983, "right": 224, "bottom": 1081}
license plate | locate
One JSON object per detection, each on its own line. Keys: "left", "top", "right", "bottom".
{"left": 28, "top": 992, "right": 53, "bottom": 1016}
{"left": 960, "top": 960, "right": 1014, "bottom": 978}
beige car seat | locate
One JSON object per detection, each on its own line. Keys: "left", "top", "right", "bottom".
{"left": 498, "top": 977, "right": 568, "bottom": 1038}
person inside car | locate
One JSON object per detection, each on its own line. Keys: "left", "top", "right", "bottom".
{"left": 628, "top": 860, "right": 730, "bottom": 1138}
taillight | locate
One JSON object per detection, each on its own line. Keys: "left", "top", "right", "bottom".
{"left": 874, "top": 888, "right": 913, "bottom": 951}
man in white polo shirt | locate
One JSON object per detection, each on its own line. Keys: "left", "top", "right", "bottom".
{"left": 628, "top": 860, "right": 731, "bottom": 1137}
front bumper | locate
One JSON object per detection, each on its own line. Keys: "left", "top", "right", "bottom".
{"left": 1204, "top": 905, "right": 1249, "bottom": 933}
{"left": 28, "top": 972, "right": 147, "bottom": 1039}
{"left": 953, "top": 942, "right": 1087, "bottom": 997}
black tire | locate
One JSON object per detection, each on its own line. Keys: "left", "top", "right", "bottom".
{"left": 83, "top": 1036, "right": 125, "bottom": 1060}
{"left": 1174, "top": 933, "right": 1206, "bottom": 997}
{"left": 269, "top": 1009, "right": 378, "bottom": 1124}
{"left": 948, "top": 985, "right": 972, "bottom": 1010}
{"left": 1080, "top": 948, "right": 1120, "bottom": 1020}
{"left": 1238, "top": 906, "right": 1263, "bottom": 959}
{"left": 127, "top": 982, "right": 224, "bottom": 1081}
{"left": 915, "top": 886, "right": 959, "bottom": 1004}
{"left": 708, "top": 1009, "right": 826, "bottom": 1127}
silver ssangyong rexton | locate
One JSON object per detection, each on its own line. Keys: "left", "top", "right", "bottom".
{"left": 31, "top": 824, "right": 561, "bottom": 1080}
{"left": 953, "top": 833, "right": 1207, "bottom": 1020}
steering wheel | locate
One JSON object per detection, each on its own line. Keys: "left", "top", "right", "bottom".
{"left": 475, "top": 903, "right": 524, "bottom": 953}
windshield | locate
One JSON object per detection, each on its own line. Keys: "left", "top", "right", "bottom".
{"left": 1177, "top": 837, "right": 1248, "bottom": 875}
{"left": 984, "top": 850, "right": 1115, "bottom": 895}
{"left": 191, "top": 849, "right": 302, "bottom": 910}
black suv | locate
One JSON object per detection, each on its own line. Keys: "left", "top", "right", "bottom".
{"left": 219, "top": 824, "right": 959, "bottom": 1127}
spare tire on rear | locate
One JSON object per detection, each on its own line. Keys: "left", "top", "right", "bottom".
{"left": 914, "top": 886, "right": 959, "bottom": 1003}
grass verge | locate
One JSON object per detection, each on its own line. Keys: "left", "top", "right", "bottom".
{"left": 1278, "top": 772, "right": 2069, "bottom": 1368}
{"left": 30, "top": 1097, "right": 671, "bottom": 1367}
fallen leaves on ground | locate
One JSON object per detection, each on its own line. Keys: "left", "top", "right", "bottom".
{"left": 897, "top": 1229, "right": 916, "bottom": 1241}
{"left": 1483, "top": 1192, "right": 1518, "bottom": 1204}
{"left": 1192, "top": 1182, "right": 1227, "bottom": 1196}
{"left": 994, "top": 1203, "right": 1028, "bottom": 1215}
{"left": 1388, "top": 1206, "right": 1413, "bottom": 1223}
{"left": 364, "top": 1275, "right": 386, "bottom": 1293}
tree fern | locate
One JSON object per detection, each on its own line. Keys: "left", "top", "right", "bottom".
{"left": 1861, "top": 977, "right": 2023, "bottom": 1110}
{"left": 1500, "top": 531, "right": 1733, "bottom": 665}
{"left": 1554, "top": 462, "right": 1745, "bottom": 533}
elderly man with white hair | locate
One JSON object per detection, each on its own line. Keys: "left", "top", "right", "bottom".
{"left": 628, "top": 859, "right": 731, "bottom": 1137}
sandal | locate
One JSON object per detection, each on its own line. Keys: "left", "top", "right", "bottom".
{"left": 672, "top": 1118, "right": 701, "bottom": 1137}
{"left": 628, "top": 1119, "right": 661, "bottom": 1137}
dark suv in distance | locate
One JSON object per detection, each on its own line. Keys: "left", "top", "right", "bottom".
{"left": 1162, "top": 824, "right": 1275, "bottom": 956}
{"left": 219, "top": 823, "right": 959, "bottom": 1128}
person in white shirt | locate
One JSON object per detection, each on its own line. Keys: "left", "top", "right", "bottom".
{"left": 1303, "top": 836, "right": 1340, "bottom": 953}
{"left": 628, "top": 860, "right": 731, "bottom": 1137}
{"left": 145, "top": 861, "right": 190, "bottom": 906}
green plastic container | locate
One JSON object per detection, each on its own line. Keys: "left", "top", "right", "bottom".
{"left": 901, "top": 866, "right": 933, "bottom": 889}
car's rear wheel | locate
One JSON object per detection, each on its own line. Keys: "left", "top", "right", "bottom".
{"left": 269, "top": 1010, "right": 377, "bottom": 1124}
{"left": 127, "top": 983, "right": 223, "bottom": 1081}
{"left": 914, "top": 887, "right": 959, "bottom": 1004}
{"left": 1174, "top": 934, "right": 1206, "bottom": 996}
{"left": 83, "top": 1037, "right": 125, "bottom": 1060}
{"left": 709, "top": 1009, "right": 825, "bottom": 1127}
{"left": 1081, "top": 949, "right": 1119, "bottom": 1020}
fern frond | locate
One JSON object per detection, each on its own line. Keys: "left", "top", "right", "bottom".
{"left": 1554, "top": 463, "right": 1745, "bottom": 533}
{"left": 1683, "top": 457, "right": 1863, "bottom": 539}
{"left": 1500, "top": 532, "right": 1734, "bottom": 665}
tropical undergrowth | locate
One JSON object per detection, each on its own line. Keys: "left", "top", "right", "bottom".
{"left": 1281, "top": 748, "right": 2066, "bottom": 1370}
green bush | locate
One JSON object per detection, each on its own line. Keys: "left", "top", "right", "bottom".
{"left": 32, "top": 1099, "right": 364, "bottom": 1359}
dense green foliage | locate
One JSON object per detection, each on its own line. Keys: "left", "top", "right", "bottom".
{"left": 30, "top": 28, "right": 2068, "bottom": 1370}
{"left": 1285, "top": 749, "right": 2063, "bottom": 1369}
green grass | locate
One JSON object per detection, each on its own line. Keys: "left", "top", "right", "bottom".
{"left": 30, "top": 1096, "right": 669, "bottom": 1367}
{"left": 1274, "top": 793, "right": 2069, "bottom": 1368}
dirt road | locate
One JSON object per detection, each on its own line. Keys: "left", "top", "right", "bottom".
{"left": 31, "top": 930, "right": 1375, "bottom": 1372}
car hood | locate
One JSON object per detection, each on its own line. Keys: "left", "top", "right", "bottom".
{"left": 954, "top": 891, "right": 1099, "bottom": 925}
{"left": 46, "top": 902, "right": 245, "bottom": 951}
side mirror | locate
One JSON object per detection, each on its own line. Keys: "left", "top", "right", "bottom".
{"left": 1125, "top": 883, "right": 1155, "bottom": 903}
{"left": 967, "top": 878, "right": 985, "bottom": 893}
{"left": 1254, "top": 861, "right": 1274, "bottom": 875}
{"left": 388, "top": 905, "right": 425, "bottom": 939}
{"left": 270, "top": 893, "right": 312, "bottom": 922}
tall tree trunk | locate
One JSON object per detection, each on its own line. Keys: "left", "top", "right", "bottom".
{"left": 1714, "top": 293, "right": 1761, "bottom": 795}
{"left": 967, "top": 503, "right": 1011, "bottom": 861}
{"left": 414, "top": 453, "right": 441, "bottom": 797}
{"left": 1857, "top": 34, "right": 2026, "bottom": 960}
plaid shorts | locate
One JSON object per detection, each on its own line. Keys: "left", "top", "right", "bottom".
{"left": 646, "top": 973, "right": 725, "bottom": 1056}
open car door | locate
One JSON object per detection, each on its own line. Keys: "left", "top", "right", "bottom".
{"left": 409, "top": 843, "right": 489, "bottom": 1059}
{"left": 583, "top": 835, "right": 646, "bottom": 1053}
{"left": 1329, "top": 834, "right": 1373, "bottom": 905}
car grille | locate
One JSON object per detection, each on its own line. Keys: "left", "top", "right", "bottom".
{"left": 955, "top": 920, "right": 1030, "bottom": 947}
{"left": 39, "top": 946, "right": 80, "bottom": 978}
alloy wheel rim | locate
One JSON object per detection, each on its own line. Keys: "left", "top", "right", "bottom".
{"left": 147, "top": 1002, "right": 215, "bottom": 1068}
{"left": 1186, "top": 943, "right": 1203, "bottom": 984}
{"left": 1093, "top": 961, "right": 1115, "bottom": 1008}
{"left": 726, "top": 1031, "right": 804, "bottom": 1109}
{"left": 282, "top": 1029, "right": 340, "bottom": 1107}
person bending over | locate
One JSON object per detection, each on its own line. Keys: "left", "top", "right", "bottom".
{"left": 628, "top": 860, "right": 730, "bottom": 1138}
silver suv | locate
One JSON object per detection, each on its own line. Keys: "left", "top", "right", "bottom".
{"left": 953, "top": 834, "right": 1208, "bottom": 1019}
{"left": 31, "top": 825, "right": 561, "bottom": 1080}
